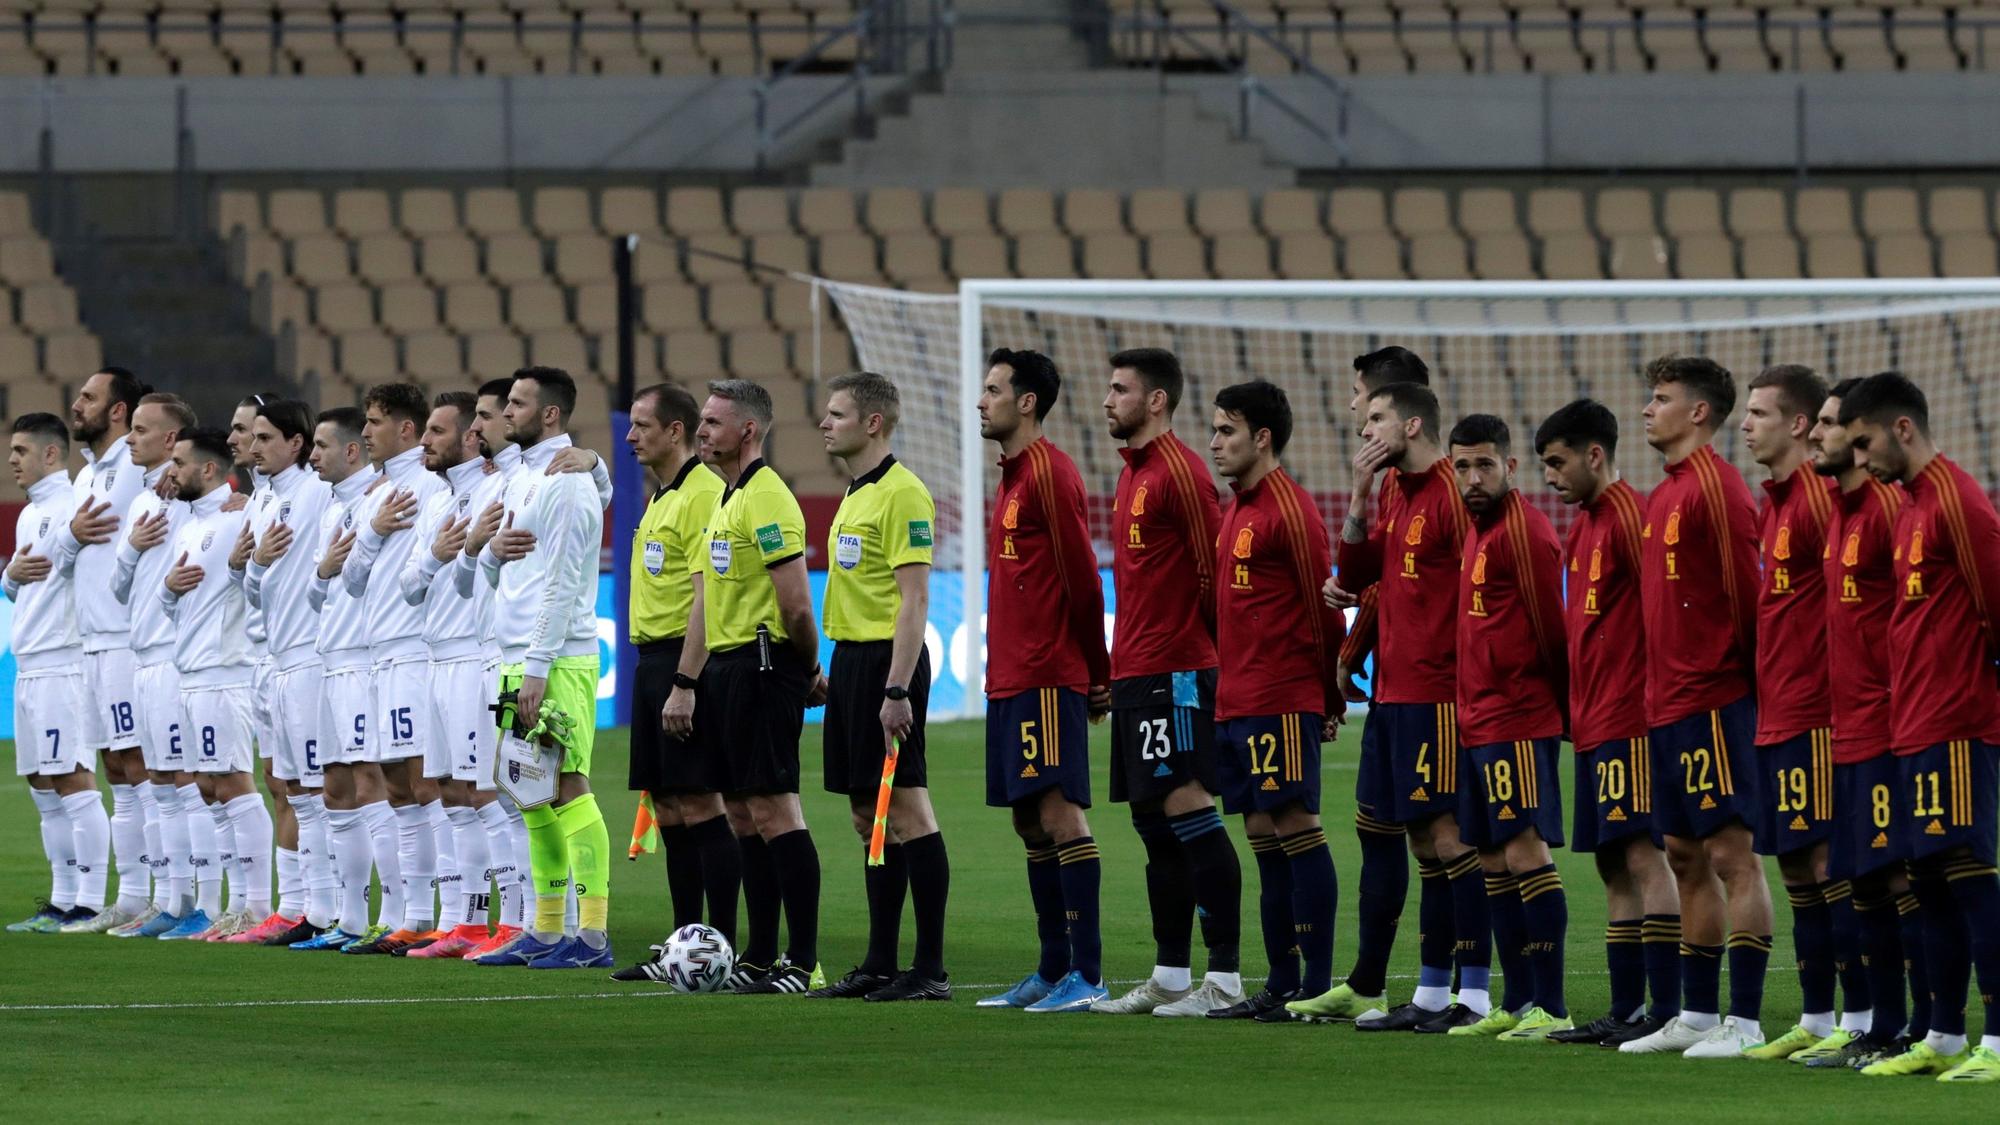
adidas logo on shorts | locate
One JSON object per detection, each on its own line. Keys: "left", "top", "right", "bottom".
{"left": 1409, "top": 786, "right": 1429, "bottom": 802}
{"left": 1020, "top": 764, "right": 1038, "bottom": 778}
{"left": 1497, "top": 807, "right": 1515, "bottom": 821}
{"left": 1871, "top": 831, "right": 1890, "bottom": 849}
{"left": 1699, "top": 794, "right": 1717, "bottom": 810}
{"left": 1926, "top": 819, "right": 1945, "bottom": 835}
{"left": 1261, "top": 777, "right": 1279, "bottom": 791}
{"left": 1606, "top": 807, "right": 1626, "bottom": 822}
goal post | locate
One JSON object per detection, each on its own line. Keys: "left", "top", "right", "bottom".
{"left": 820, "top": 277, "right": 2000, "bottom": 720}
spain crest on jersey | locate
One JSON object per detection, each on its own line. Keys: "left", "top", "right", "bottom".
{"left": 1909, "top": 527, "right": 1924, "bottom": 565}
{"left": 1664, "top": 509, "right": 1681, "bottom": 546}
{"left": 1588, "top": 546, "right": 1602, "bottom": 581}
{"left": 1842, "top": 530, "right": 1860, "bottom": 567}
{"left": 1231, "top": 526, "right": 1254, "bottom": 559}
{"left": 1002, "top": 497, "right": 1020, "bottom": 530}
{"left": 1130, "top": 485, "right": 1147, "bottom": 516}
{"left": 1403, "top": 513, "right": 1426, "bottom": 546}
{"left": 1773, "top": 525, "right": 1792, "bottom": 561}
{"left": 1471, "top": 549, "right": 1487, "bottom": 585}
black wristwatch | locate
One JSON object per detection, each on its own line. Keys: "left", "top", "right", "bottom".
{"left": 672, "top": 672, "right": 699, "bottom": 691}
{"left": 884, "top": 685, "right": 909, "bottom": 701}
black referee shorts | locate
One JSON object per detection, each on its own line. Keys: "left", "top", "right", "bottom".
{"left": 700, "top": 641, "right": 811, "bottom": 796}
{"left": 823, "top": 640, "right": 930, "bottom": 798}
{"left": 628, "top": 639, "right": 720, "bottom": 795}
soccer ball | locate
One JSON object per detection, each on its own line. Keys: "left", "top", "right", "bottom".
{"left": 658, "top": 923, "right": 735, "bottom": 993}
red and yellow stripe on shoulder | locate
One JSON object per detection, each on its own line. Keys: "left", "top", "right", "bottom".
{"left": 1867, "top": 477, "right": 1904, "bottom": 522}
{"left": 1800, "top": 469, "right": 1835, "bottom": 533}
{"left": 1605, "top": 479, "right": 1646, "bottom": 562}
{"left": 1433, "top": 458, "right": 1472, "bottom": 546}
{"left": 1158, "top": 436, "right": 1215, "bottom": 584}
{"left": 1268, "top": 469, "right": 1328, "bottom": 649}
{"left": 1928, "top": 457, "right": 1992, "bottom": 621}
{"left": 1502, "top": 492, "right": 1562, "bottom": 657}
{"left": 1688, "top": 447, "right": 1747, "bottom": 620}
{"left": 1025, "top": 440, "right": 1072, "bottom": 595}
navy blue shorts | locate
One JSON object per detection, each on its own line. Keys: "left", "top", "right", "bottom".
{"left": 1216, "top": 713, "right": 1322, "bottom": 816}
{"left": 1376, "top": 701, "right": 1460, "bottom": 825}
{"left": 1572, "top": 737, "right": 1659, "bottom": 853}
{"left": 1828, "top": 755, "right": 1903, "bottom": 881}
{"left": 1757, "top": 727, "right": 1835, "bottom": 857}
{"left": 1353, "top": 703, "right": 1400, "bottom": 829}
{"left": 985, "top": 688, "right": 1091, "bottom": 810}
{"left": 1108, "top": 670, "right": 1219, "bottom": 805}
{"left": 1648, "top": 694, "right": 1762, "bottom": 843}
{"left": 1900, "top": 739, "right": 1998, "bottom": 867}
{"left": 1459, "top": 737, "right": 1566, "bottom": 849}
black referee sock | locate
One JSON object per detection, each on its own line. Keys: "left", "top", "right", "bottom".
{"left": 1897, "top": 891, "right": 1932, "bottom": 1038}
{"left": 769, "top": 828, "right": 821, "bottom": 970}
{"left": 860, "top": 841, "right": 907, "bottom": 975}
{"left": 904, "top": 831, "right": 949, "bottom": 978}
{"left": 1025, "top": 842, "right": 1067, "bottom": 984}
{"left": 1169, "top": 806, "right": 1242, "bottom": 974}
{"left": 1250, "top": 836, "right": 1299, "bottom": 994}
{"left": 737, "top": 832, "right": 781, "bottom": 967}
{"left": 1056, "top": 837, "right": 1103, "bottom": 984}
{"left": 690, "top": 816, "right": 740, "bottom": 949}
{"left": 660, "top": 821, "right": 704, "bottom": 930}
{"left": 1134, "top": 812, "right": 1194, "bottom": 972}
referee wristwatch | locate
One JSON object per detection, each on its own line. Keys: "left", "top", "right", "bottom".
{"left": 672, "top": 672, "right": 699, "bottom": 691}
{"left": 884, "top": 685, "right": 910, "bottom": 701}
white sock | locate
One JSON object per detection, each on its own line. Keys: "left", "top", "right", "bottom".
{"left": 155, "top": 783, "right": 193, "bottom": 913}
{"left": 30, "top": 789, "right": 77, "bottom": 909}
{"left": 393, "top": 803, "right": 435, "bottom": 932}
{"left": 364, "top": 801, "right": 402, "bottom": 929}
{"left": 564, "top": 872, "right": 579, "bottom": 936}
{"left": 429, "top": 800, "right": 460, "bottom": 929}
{"left": 504, "top": 797, "right": 532, "bottom": 927}
{"left": 328, "top": 807, "right": 371, "bottom": 935}
{"left": 210, "top": 801, "right": 242, "bottom": 913}
{"left": 1983, "top": 1034, "right": 2000, "bottom": 1053}
{"left": 449, "top": 804, "right": 490, "bottom": 928}
{"left": 290, "top": 792, "right": 337, "bottom": 928}
{"left": 1457, "top": 987, "right": 1493, "bottom": 1017}
{"left": 62, "top": 789, "right": 111, "bottom": 912}
{"left": 182, "top": 786, "right": 221, "bottom": 917}
{"left": 109, "top": 784, "right": 148, "bottom": 913}
{"left": 1205, "top": 970, "right": 1244, "bottom": 997}
{"left": 1731, "top": 1017, "right": 1764, "bottom": 1043}
{"left": 1839, "top": 1008, "right": 1872, "bottom": 1035}
{"left": 1680, "top": 1010, "right": 1720, "bottom": 1032}
{"left": 275, "top": 848, "right": 302, "bottom": 918}
{"left": 139, "top": 783, "right": 169, "bottom": 912}
{"left": 1411, "top": 984, "right": 1450, "bottom": 1012}
{"left": 224, "top": 792, "right": 274, "bottom": 918}
{"left": 1800, "top": 1011, "right": 1835, "bottom": 1038}
{"left": 1151, "top": 964, "right": 1191, "bottom": 992}
{"left": 1928, "top": 1030, "right": 1969, "bottom": 1055}
{"left": 479, "top": 800, "right": 519, "bottom": 927}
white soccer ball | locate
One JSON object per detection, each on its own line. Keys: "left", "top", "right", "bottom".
{"left": 659, "top": 923, "right": 735, "bottom": 993}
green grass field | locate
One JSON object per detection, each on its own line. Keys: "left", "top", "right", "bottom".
{"left": 1, "top": 722, "right": 1991, "bottom": 1122}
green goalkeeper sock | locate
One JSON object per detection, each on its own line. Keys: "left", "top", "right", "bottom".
{"left": 557, "top": 793, "right": 611, "bottom": 934}
{"left": 522, "top": 802, "right": 570, "bottom": 938}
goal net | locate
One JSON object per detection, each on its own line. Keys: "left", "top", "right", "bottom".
{"left": 817, "top": 278, "right": 2000, "bottom": 719}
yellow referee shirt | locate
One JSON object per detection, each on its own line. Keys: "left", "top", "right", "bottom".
{"left": 824, "top": 456, "right": 934, "bottom": 643}
{"left": 698, "top": 459, "right": 807, "bottom": 652}
{"left": 630, "top": 456, "right": 723, "bottom": 644}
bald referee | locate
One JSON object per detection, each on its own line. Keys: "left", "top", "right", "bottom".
{"left": 611, "top": 384, "right": 737, "bottom": 984}
{"left": 664, "top": 379, "right": 826, "bottom": 994}
{"left": 807, "top": 372, "right": 951, "bottom": 1002}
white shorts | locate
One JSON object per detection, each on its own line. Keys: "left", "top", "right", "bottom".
{"left": 14, "top": 667, "right": 90, "bottom": 777}
{"left": 424, "top": 656, "right": 490, "bottom": 783}
{"left": 372, "top": 657, "right": 430, "bottom": 765}
{"left": 134, "top": 661, "right": 186, "bottom": 773}
{"left": 81, "top": 647, "right": 140, "bottom": 753}
{"left": 252, "top": 657, "right": 276, "bottom": 761}
{"left": 181, "top": 684, "right": 256, "bottom": 775}
{"left": 269, "top": 659, "right": 326, "bottom": 787}
{"left": 321, "top": 665, "right": 372, "bottom": 766}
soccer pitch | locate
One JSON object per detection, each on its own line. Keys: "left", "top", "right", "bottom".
{"left": 1, "top": 722, "right": 1989, "bottom": 1122}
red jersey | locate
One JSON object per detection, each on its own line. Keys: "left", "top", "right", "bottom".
{"left": 1456, "top": 489, "right": 1567, "bottom": 746}
{"left": 1111, "top": 432, "right": 1222, "bottom": 679}
{"left": 1215, "top": 466, "right": 1345, "bottom": 721}
{"left": 1886, "top": 455, "right": 2000, "bottom": 753}
{"left": 986, "top": 437, "right": 1109, "bottom": 698}
{"left": 1640, "top": 443, "right": 1760, "bottom": 728}
{"left": 1335, "top": 457, "right": 1470, "bottom": 705}
{"left": 1824, "top": 477, "right": 1903, "bottom": 763}
{"left": 1754, "top": 470, "right": 1836, "bottom": 744}
{"left": 1338, "top": 584, "right": 1379, "bottom": 685}
{"left": 1564, "top": 479, "right": 1649, "bottom": 752}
